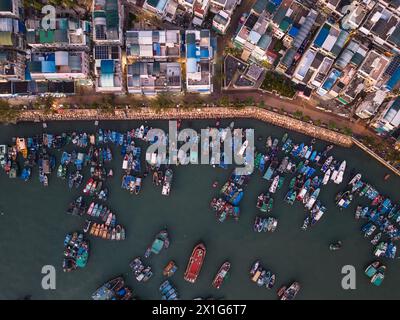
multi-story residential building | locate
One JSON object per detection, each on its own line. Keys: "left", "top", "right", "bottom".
{"left": 211, "top": 0, "right": 240, "bottom": 34}
{"left": 126, "top": 30, "right": 181, "bottom": 94}
{"left": 127, "top": 61, "right": 181, "bottom": 94}
{"left": 210, "top": 0, "right": 239, "bottom": 14}
{"left": 143, "top": 0, "right": 178, "bottom": 22}
{"left": 126, "top": 30, "right": 180, "bottom": 61}
{"left": 0, "top": 49, "right": 25, "bottom": 80}
{"left": 93, "top": 44, "right": 122, "bottom": 92}
{"left": 0, "top": 0, "right": 22, "bottom": 18}
{"left": 277, "top": 9, "right": 318, "bottom": 72}
{"left": 339, "top": 74, "right": 366, "bottom": 104}
{"left": 186, "top": 29, "right": 214, "bottom": 93}
{"left": 0, "top": 16, "right": 24, "bottom": 49}
{"left": 358, "top": 49, "right": 390, "bottom": 88}
{"left": 359, "top": 2, "right": 400, "bottom": 52}
{"left": 355, "top": 89, "right": 387, "bottom": 119}
{"left": 92, "top": 0, "right": 123, "bottom": 92}
{"left": 26, "top": 17, "right": 91, "bottom": 49}
{"left": 311, "top": 22, "right": 349, "bottom": 59}
{"left": 212, "top": 10, "right": 231, "bottom": 34}
{"left": 372, "top": 96, "right": 400, "bottom": 134}
{"left": 27, "top": 51, "right": 90, "bottom": 80}
{"left": 92, "top": 0, "right": 123, "bottom": 44}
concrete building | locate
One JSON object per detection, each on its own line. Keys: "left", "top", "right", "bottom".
{"left": 126, "top": 30, "right": 180, "bottom": 60}
{"left": 0, "top": 49, "right": 24, "bottom": 80}
{"left": 359, "top": 2, "right": 400, "bottom": 52}
{"left": 186, "top": 29, "right": 214, "bottom": 93}
{"left": 355, "top": 89, "right": 387, "bottom": 119}
{"left": 27, "top": 51, "right": 90, "bottom": 80}
{"left": 127, "top": 61, "right": 181, "bottom": 94}
{"left": 26, "top": 17, "right": 90, "bottom": 49}
{"left": 372, "top": 96, "right": 400, "bottom": 134}
{"left": 358, "top": 49, "right": 391, "bottom": 88}
{"left": 92, "top": 0, "right": 123, "bottom": 44}
{"left": 92, "top": 0, "right": 123, "bottom": 92}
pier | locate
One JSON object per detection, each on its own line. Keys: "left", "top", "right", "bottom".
{"left": 16, "top": 106, "right": 353, "bottom": 147}
{"left": 352, "top": 138, "right": 400, "bottom": 178}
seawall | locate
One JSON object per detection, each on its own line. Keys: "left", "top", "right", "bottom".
{"left": 16, "top": 107, "right": 354, "bottom": 147}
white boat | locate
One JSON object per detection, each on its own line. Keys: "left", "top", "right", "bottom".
{"left": 269, "top": 175, "right": 279, "bottom": 194}
{"left": 349, "top": 173, "right": 362, "bottom": 186}
{"left": 330, "top": 168, "right": 339, "bottom": 182}
{"left": 0, "top": 145, "right": 7, "bottom": 167}
{"left": 334, "top": 161, "right": 346, "bottom": 184}
{"left": 305, "top": 188, "right": 320, "bottom": 210}
{"left": 322, "top": 169, "right": 331, "bottom": 185}
{"left": 162, "top": 169, "right": 173, "bottom": 196}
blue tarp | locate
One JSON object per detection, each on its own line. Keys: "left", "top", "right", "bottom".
{"left": 386, "top": 67, "right": 400, "bottom": 90}
{"left": 200, "top": 47, "right": 209, "bottom": 58}
{"left": 322, "top": 69, "right": 341, "bottom": 91}
{"left": 41, "top": 61, "right": 56, "bottom": 73}
{"left": 289, "top": 25, "right": 299, "bottom": 37}
{"left": 314, "top": 24, "right": 330, "bottom": 48}
{"left": 154, "top": 43, "right": 161, "bottom": 56}
{"left": 187, "top": 43, "right": 197, "bottom": 59}
{"left": 101, "top": 59, "right": 114, "bottom": 74}
{"left": 270, "top": 0, "right": 282, "bottom": 6}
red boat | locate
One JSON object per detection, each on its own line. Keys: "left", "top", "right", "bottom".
{"left": 184, "top": 243, "right": 206, "bottom": 283}
{"left": 83, "top": 178, "right": 94, "bottom": 195}
{"left": 212, "top": 261, "right": 230, "bottom": 289}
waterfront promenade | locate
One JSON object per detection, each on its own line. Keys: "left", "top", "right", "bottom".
{"left": 16, "top": 106, "right": 353, "bottom": 147}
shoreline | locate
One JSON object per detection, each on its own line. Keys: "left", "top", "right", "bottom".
{"left": 15, "top": 106, "right": 353, "bottom": 147}
{"left": 352, "top": 138, "right": 400, "bottom": 178}
{"left": 13, "top": 106, "right": 399, "bottom": 177}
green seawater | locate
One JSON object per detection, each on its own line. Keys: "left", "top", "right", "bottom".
{"left": 0, "top": 119, "right": 399, "bottom": 300}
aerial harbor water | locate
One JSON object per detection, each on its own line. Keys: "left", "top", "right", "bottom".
{"left": 0, "top": 119, "right": 399, "bottom": 300}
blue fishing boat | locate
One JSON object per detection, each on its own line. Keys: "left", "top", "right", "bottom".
{"left": 20, "top": 167, "right": 31, "bottom": 181}
{"left": 263, "top": 164, "right": 275, "bottom": 181}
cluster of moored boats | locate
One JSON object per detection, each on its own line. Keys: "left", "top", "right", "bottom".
{"left": 63, "top": 232, "right": 89, "bottom": 272}
{"left": 210, "top": 171, "right": 249, "bottom": 222}
{"left": 252, "top": 133, "right": 345, "bottom": 232}
{"left": 337, "top": 173, "right": 399, "bottom": 259}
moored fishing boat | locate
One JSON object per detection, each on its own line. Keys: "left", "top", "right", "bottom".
{"left": 322, "top": 169, "right": 331, "bottom": 185}
{"left": 92, "top": 276, "right": 132, "bottom": 300}
{"left": 163, "top": 261, "right": 178, "bottom": 277}
{"left": 365, "top": 261, "right": 386, "bottom": 286}
{"left": 129, "top": 257, "right": 153, "bottom": 282}
{"left": 162, "top": 169, "right": 173, "bottom": 196}
{"left": 184, "top": 243, "right": 206, "bottom": 283}
{"left": 305, "top": 188, "right": 320, "bottom": 210}
{"left": 212, "top": 261, "right": 230, "bottom": 289}
{"left": 269, "top": 175, "right": 279, "bottom": 194}
{"left": 144, "top": 230, "right": 170, "bottom": 258}
{"left": 249, "top": 260, "right": 276, "bottom": 289}
{"left": 278, "top": 282, "right": 301, "bottom": 300}
{"left": 63, "top": 232, "right": 89, "bottom": 272}
{"left": 285, "top": 189, "right": 296, "bottom": 205}
{"left": 334, "top": 160, "right": 346, "bottom": 184}
{"left": 297, "top": 179, "right": 311, "bottom": 201}
{"left": 160, "top": 280, "right": 179, "bottom": 300}
{"left": 321, "top": 156, "right": 333, "bottom": 172}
